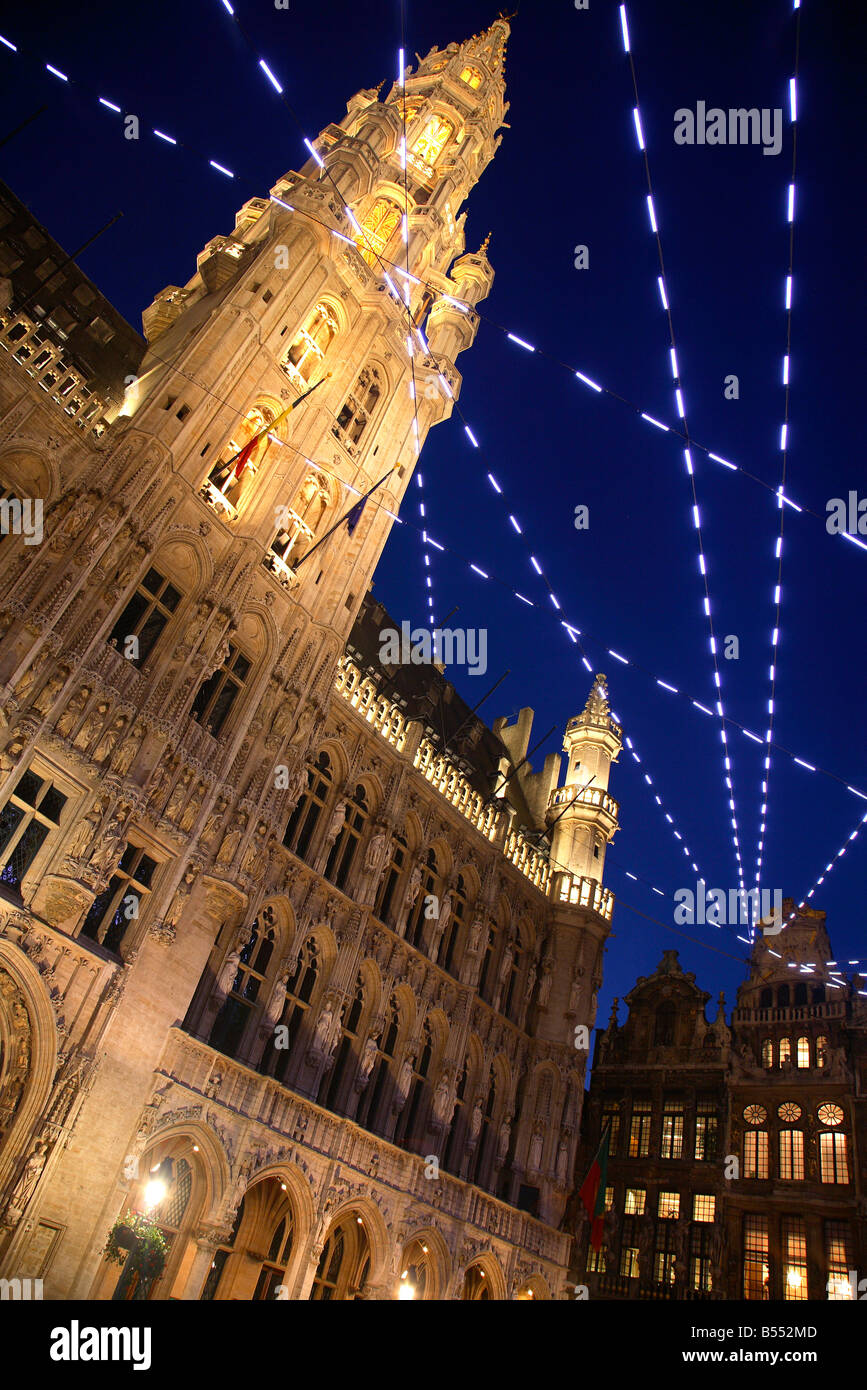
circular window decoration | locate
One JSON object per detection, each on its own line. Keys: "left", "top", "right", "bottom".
{"left": 743, "top": 1104, "right": 767, "bottom": 1126}
{"left": 818, "top": 1103, "right": 844, "bottom": 1127}
{"left": 778, "top": 1102, "right": 802, "bottom": 1123}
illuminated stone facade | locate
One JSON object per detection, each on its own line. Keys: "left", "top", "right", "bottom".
{"left": 571, "top": 905, "right": 867, "bottom": 1300}
{"left": 0, "top": 20, "right": 624, "bottom": 1301}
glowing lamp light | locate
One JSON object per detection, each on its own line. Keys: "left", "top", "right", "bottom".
{"left": 398, "top": 1276, "right": 416, "bottom": 1300}
{"left": 143, "top": 1177, "right": 167, "bottom": 1210}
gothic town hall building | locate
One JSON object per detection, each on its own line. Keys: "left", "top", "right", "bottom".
{"left": 0, "top": 19, "right": 625, "bottom": 1300}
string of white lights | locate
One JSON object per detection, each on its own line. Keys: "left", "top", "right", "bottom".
{"left": 618, "top": 1, "right": 745, "bottom": 890}
{"left": 765, "top": 807, "right": 867, "bottom": 993}
{"left": 432, "top": 391, "right": 705, "bottom": 881}
{"left": 4, "top": 15, "right": 865, "bottom": 960}
{"left": 752, "top": 12, "right": 802, "bottom": 896}
{"left": 1, "top": 24, "right": 863, "bottom": 561}
{"left": 127, "top": 297, "right": 867, "bottom": 819}
{"left": 393, "top": 35, "right": 440, "bottom": 639}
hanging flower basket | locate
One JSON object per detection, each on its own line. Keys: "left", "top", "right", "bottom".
{"left": 104, "top": 1212, "right": 168, "bottom": 1282}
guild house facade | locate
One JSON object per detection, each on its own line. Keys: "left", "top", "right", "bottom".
{"left": 0, "top": 19, "right": 627, "bottom": 1300}
{"left": 570, "top": 906, "right": 867, "bottom": 1300}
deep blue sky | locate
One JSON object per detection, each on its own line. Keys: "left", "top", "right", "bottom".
{"left": 1, "top": 0, "right": 864, "bottom": 1027}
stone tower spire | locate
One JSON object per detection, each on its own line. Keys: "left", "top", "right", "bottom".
{"left": 117, "top": 19, "right": 508, "bottom": 656}
{"left": 547, "top": 674, "right": 623, "bottom": 883}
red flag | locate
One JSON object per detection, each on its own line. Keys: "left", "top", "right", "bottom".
{"left": 232, "top": 434, "right": 258, "bottom": 479}
{"left": 578, "top": 1124, "right": 611, "bottom": 1252}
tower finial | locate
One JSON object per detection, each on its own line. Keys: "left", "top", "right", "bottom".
{"left": 479, "top": 231, "right": 492, "bottom": 256}
{"left": 584, "top": 672, "right": 610, "bottom": 717}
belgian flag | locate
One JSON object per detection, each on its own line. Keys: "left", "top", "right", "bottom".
{"left": 217, "top": 375, "right": 329, "bottom": 482}
{"left": 578, "top": 1124, "right": 611, "bottom": 1251}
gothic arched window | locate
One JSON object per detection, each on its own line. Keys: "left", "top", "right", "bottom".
{"left": 206, "top": 404, "right": 275, "bottom": 507}
{"left": 467, "top": 1068, "right": 498, "bottom": 1188}
{"left": 271, "top": 937, "right": 320, "bottom": 1083}
{"left": 334, "top": 367, "right": 382, "bottom": 446}
{"left": 443, "top": 1057, "right": 467, "bottom": 1174}
{"left": 283, "top": 750, "right": 331, "bottom": 860}
{"left": 322, "top": 972, "right": 364, "bottom": 1114}
{"left": 353, "top": 198, "right": 401, "bottom": 267}
{"left": 439, "top": 873, "right": 467, "bottom": 974}
{"left": 374, "top": 832, "right": 406, "bottom": 927}
{"left": 282, "top": 302, "right": 338, "bottom": 383}
{"left": 270, "top": 469, "right": 331, "bottom": 573}
{"left": 210, "top": 917, "right": 275, "bottom": 1059}
{"left": 357, "top": 993, "right": 399, "bottom": 1134}
{"left": 309, "top": 1216, "right": 371, "bottom": 1300}
{"left": 413, "top": 115, "right": 454, "bottom": 165}
{"left": 396, "top": 1018, "right": 434, "bottom": 1149}
{"left": 461, "top": 1264, "right": 491, "bottom": 1299}
{"left": 253, "top": 1201, "right": 296, "bottom": 1300}
{"left": 477, "top": 924, "right": 497, "bottom": 1003}
{"left": 407, "top": 848, "right": 438, "bottom": 950}
{"left": 325, "top": 783, "right": 369, "bottom": 890}
{"left": 459, "top": 66, "right": 483, "bottom": 89}
{"left": 503, "top": 930, "right": 524, "bottom": 1022}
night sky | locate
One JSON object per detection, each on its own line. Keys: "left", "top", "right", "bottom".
{"left": 1, "top": 0, "right": 864, "bottom": 1034}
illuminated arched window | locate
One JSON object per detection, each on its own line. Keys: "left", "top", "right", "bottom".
{"left": 816, "top": 1036, "right": 828, "bottom": 1069}
{"left": 207, "top": 405, "right": 275, "bottom": 506}
{"left": 460, "top": 66, "right": 483, "bottom": 89}
{"left": 115, "top": 1153, "right": 195, "bottom": 1301}
{"left": 761, "top": 1039, "right": 774, "bottom": 1069}
{"left": 796, "top": 1036, "right": 810, "bottom": 1068}
{"left": 353, "top": 197, "right": 401, "bottom": 267}
{"left": 413, "top": 115, "right": 454, "bottom": 165}
{"left": 282, "top": 302, "right": 338, "bottom": 383}
{"left": 270, "top": 469, "right": 330, "bottom": 573}
{"left": 779, "top": 1038, "right": 791, "bottom": 1065}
